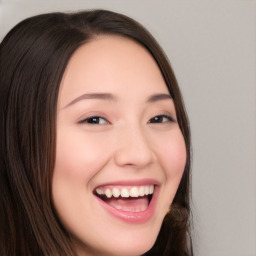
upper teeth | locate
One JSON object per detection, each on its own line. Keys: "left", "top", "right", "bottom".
{"left": 95, "top": 185, "right": 154, "bottom": 198}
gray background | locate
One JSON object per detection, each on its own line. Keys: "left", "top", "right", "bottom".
{"left": 0, "top": 0, "right": 255, "bottom": 255}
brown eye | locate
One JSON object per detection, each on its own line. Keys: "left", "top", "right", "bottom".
{"left": 79, "top": 116, "right": 109, "bottom": 125}
{"left": 148, "top": 115, "right": 174, "bottom": 124}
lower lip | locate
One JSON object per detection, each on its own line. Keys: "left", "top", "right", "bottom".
{"left": 94, "top": 187, "right": 159, "bottom": 224}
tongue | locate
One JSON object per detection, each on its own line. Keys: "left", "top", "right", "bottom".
{"left": 105, "top": 196, "right": 149, "bottom": 212}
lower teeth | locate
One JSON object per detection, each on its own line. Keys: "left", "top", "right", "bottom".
{"left": 114, "top": 205, "right": 147, "bottom": 212}
{"left": 101, "top": 196, "right": 150, "bottom": 212}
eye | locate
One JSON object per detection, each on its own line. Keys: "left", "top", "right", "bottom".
{"left": 78, "top": 116, "right": 109, "bottom": 125}
{"left": 148, "top": 115, "right": 174, "bottom": 124}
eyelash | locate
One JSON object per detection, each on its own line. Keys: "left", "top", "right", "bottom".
{"left": 78, "top": 116, "right": 109, "bottom": 125}
{"left": 147, "top": 115, "right": 175, "bottom": 124}
{"left": 78, "top": 114, "right": 174, "bottom": 125}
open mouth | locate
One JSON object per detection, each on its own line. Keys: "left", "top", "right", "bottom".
{"left": 93, "top": 185, "right": 154, "bottom": 213}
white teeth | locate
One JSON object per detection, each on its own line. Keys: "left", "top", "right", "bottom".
{"left": 95, "top": 185, "right": 155, "bottom": 198}
{"left": 139, "top": 186, "right": 145, "bottom": 196}
{"left": 120, "top": 205, "right": 148, "bottom": 212}
{"left": 121, "top": 188, "right": 129, "bottom": 198}
{"left": 115, "top": 205, "right": 122, "bottom": 210}
{"left": 105, "top": 189, "right": 112, "bottom": 198}
{"left": 145, "top": 186, "right": 149, "bottom": 195}
{"left": 96, "top": 188, "right": 104, "bottom": 195}
{"left": 150, "top": 185, "right": 154, "bottom": 194}
{"left": 130, "top": 187, "right": 139, "bottom": 197}
{"left": 112, "top": 188, "right": 120, "bottom": 198}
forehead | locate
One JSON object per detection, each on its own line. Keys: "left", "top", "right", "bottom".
{"left": 58, "top": 35, "right": 169, "bottom": 107}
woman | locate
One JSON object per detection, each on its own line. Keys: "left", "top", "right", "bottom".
{"left": 0, "top": 10, "right": 193, "bottom": 256}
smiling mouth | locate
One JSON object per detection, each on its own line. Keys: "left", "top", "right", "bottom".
{"left": 94, "top": 185, "right": 154, "bottom": 212}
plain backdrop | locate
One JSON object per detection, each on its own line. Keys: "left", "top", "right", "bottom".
{"left": 0, "top": 1, "right": 255, "bottom": 255}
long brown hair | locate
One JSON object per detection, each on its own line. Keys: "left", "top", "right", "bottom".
{"left": 0, "top": 10, "right": 193, "bottom": 256}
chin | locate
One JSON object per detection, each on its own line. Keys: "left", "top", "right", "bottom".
{"left": 73, "top": 230, "right": 158, "bottom": 256}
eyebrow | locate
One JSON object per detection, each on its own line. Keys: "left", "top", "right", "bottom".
{"left": 63, "top": 93, "right": 117, "bottom": 109}
{"left": 146, "top": 93, "right": 172, "bottom": 103}
{"left": 63, "top": 92, "right": 172, "bottom": 109}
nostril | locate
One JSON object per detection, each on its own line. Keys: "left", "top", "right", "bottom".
{"left": 114, "top": 146, "right": 153, "bottom": 168}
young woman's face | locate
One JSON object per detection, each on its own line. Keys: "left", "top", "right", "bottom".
{"left": 53, "top": 35, "right": 186, "bottom": 256}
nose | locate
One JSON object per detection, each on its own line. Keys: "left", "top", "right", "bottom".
{"left": 114, "top": 125, "right": 155, "bottom": 169}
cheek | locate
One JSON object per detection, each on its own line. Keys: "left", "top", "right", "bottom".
{"left": 167, "top": 137, "right": 187, "bottom": 177}
{"left": 54, "top": 128, "right": 111, "bottom": 182}
{"left": 52, "top": 128, "right": 112, "bottom": 222}
{"left": 52, "top": 129, "right": 112, "bottom": 233}
{"left": 149, "top": 128, "right": 187, "bottom": 217}
{"left": 155, "top": 129, "right": 187, "bottom": 179}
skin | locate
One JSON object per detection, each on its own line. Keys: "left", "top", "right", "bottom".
{"left": 52, "top": 35, "right": 186, "bottom": 256}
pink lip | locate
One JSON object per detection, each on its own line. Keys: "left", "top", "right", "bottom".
{"left": 94, "top": 182, "right": 159, "bottom": 224}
